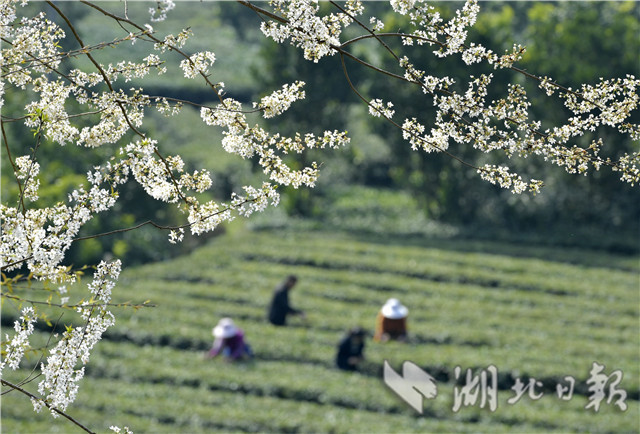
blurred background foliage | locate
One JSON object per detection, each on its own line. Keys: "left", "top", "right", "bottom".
{"left": 2, "top": 1, "right": 638, "bottom": 269}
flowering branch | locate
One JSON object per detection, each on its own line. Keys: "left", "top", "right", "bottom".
{"left": 2, "top": 3, "right": 349, "bottom": 427}
{"left": 2, "top": 1, "right": 637, "bottom": 431}
{"left": 0, "top": 379, "right": 94, "bottom": 434}
{"left": 247, "top": 0, "right": 638, "bottom": 191}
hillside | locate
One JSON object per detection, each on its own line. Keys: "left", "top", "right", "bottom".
{"left": 2, "top": 225, "right": 638, "bottom": 432}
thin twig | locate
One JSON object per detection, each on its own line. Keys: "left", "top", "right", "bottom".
{"left": 339, "top": 52, "right": 477, "bottom": 171}
{"left": 0, "top": 380, "right": 95, "bottom": 433}
{"left": 1, "top": 292, "right": 156, "bottom": 309}
{"left": 235, "top": 0, "right": 288, "bottom": 24}
{"left": 1, "top": 119, "right": 25, "bottom": 212}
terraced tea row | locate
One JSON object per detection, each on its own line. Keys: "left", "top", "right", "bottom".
{"left": 2, "top": 228, "right": 637, "bottom": 432}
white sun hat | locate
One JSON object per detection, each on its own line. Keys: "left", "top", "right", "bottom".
{"left": 212, "top": 318, "right": 238, "bottom": 338}
{"left": 381, "top": 298, "right": 408, "bottom": 319}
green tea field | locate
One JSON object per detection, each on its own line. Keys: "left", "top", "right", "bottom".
{"left": 2, "top": 227, "right": 639, "bottom": 433}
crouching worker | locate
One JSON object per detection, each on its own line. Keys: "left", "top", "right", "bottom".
{"left": 374, "top": 298, "right": 408, "bottom": 342}
{"left": 336, "top": 327, "right": 366, "bottom": 371}
{"left": 207, "top": 318, "right": 253, "bottom": 362}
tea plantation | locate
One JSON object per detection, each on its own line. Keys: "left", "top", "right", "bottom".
{"left": 2, "top": 227, "right": 638, "bottom": 433}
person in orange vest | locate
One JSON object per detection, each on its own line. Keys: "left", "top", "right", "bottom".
{"left": 374, "top": 298, "right": 408, "bottom": 342}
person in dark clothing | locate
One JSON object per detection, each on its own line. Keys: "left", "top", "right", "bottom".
{"left": 267, "top": 275, "right": 304, "bottom": 326}
{"left": 336, "top": 327, "right": 366, "bottom": 371}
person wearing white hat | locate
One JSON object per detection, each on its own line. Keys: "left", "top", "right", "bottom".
{"left": 374, "top": 298, "right": 408, "bottom": 342}
{"left": 207, "top": 318, "right": 252, "bottom": 361}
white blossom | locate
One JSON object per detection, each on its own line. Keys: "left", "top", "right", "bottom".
{"left": 149, "top": 0, "right": 175, "bottom": 22}
{"left": 14, "top": 155, "right": 40, "bottom": 201}
{"left": 36, "top": 261, "right": 120, "bottom": 415}
{"left": 368, "top": 98, "right": 395, "bottom": 119}
{"left": 369, "top": 16, "right": 384, "bottom": 32}
{"left": 2, "top": 1, "right": 639, "bottom": 429}
{"left": 1, "top": 307, "right": 37, "bottom": 374}
{"left": 260, "top": 0, "right": 363, "bottom": 62}
{"left": 168, "top": 228, "right": 185, "bottom": 244}
{"left": 180, "top": 51, "right": 216, "bottom": 79}
{"left": 254, "top": 81, "right": 306, "bottom": 118}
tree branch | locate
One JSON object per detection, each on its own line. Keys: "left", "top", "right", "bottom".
{"left": 0, "top": 380, "right": 95, "bottom": 434}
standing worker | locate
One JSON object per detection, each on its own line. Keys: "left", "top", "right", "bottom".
{"left": 267, "top": 275, "right": 305, "bottom": 326}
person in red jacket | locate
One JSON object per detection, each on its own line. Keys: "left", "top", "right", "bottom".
{"left": 374, "top": 298, "right": 408, "bottom": 342}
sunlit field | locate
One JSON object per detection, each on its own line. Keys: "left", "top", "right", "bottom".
{"left": 2, "top": 226, "right": 638, "bottom": 433}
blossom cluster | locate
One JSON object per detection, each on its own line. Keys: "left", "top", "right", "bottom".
{"left": 180, "top": 51, "right": 216, "bottom": 79}
{"left": 254, "top": 81, "right": 306, "bottom": 119}
{"left": 200, "top": 82, "right": 349, "bottom": 192}
{"left": 149, "top": 0, "right": 175, "bottom": 23}
{"left": 478, "top": 165, "right": 543, "bottom": 195}
{"left": 360, "top": 0, "right": 638, "bottom": 189}
{"left": 14, "top": 155, "right": 40, "bottom": 201}
{"left": 260, "top": 0, "right": 639, "bottom": 191}
{"left": 2, "top": 0, "right": 639, "bottom": 430}
{"left": 260, "top": 0, "right": 364, "bottom": 62}
{"left": 33, "top": 261, "right": 120, "bottom": 416}
{"left": 1, "top": 10, "right": 65, "bottom": 90}
{"left": 110, "top": 426, "right": 133, "bottom": 434}
{"left": 2, "top": 2, "right": 349, "bottom": 424}
{"left": 0, "top": 307, "right": 37, "bottom": 374}
{"left": 369, "top": 99, "right": 395, "bottom": 119}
